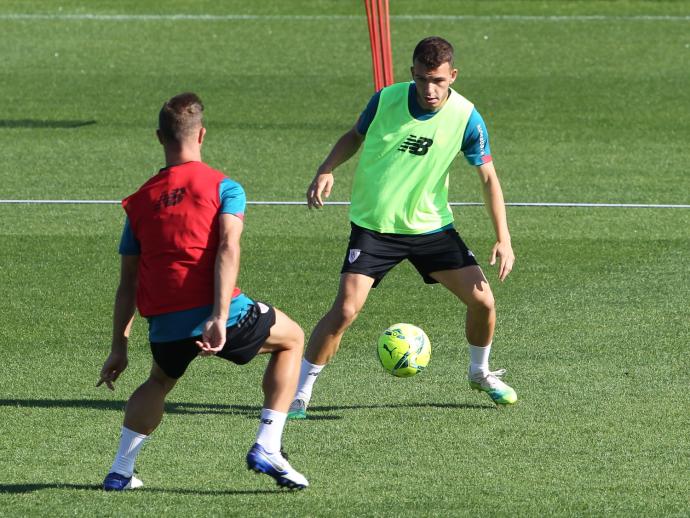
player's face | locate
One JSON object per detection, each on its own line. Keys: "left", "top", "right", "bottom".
{"left": 410, "top": 60, "right": 457, "bottom": 111}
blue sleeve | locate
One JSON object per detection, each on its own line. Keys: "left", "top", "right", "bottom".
{"left": 219, "top": 179, "right": 246, "bottom": 218}
{"left": 461, "top": 108, "right": 493, "bottom": 166}
{"left": 355, "top": 91, "right": 382, "bottom": 135}
{"left": 118, "top": 217, "right": 140, "bottom": 255}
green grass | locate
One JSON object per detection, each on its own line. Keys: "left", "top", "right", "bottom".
{"left": 1, "top": 1, "right": 689, "bottom": 516}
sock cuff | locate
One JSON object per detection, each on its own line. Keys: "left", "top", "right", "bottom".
{"left": 468, "top": 343, "right": 492, "bottom": 376}
{"left": 302, "top": 358, "right": 325, "bottom": 373}
{"left": 260, "top": 408, "right": 287, "bottom": 420}
{"left": 122, "top": 426, "right": 149, "bottom": 441}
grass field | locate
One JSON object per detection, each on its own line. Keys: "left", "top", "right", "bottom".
{"left": 1, "top": 1, "right": 689, "bottom": 516}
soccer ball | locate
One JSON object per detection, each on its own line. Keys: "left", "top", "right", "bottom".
{"left": 377, "top": 323, "right": 431, "bottom": 377}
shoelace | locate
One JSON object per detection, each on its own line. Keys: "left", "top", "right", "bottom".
{"left": 487, "top": 368, "right": 507, "bottom": 378}
{"left": 482, "top": 369, "right": 509, "bottom": 389}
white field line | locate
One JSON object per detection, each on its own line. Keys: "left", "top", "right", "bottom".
{"left": 0, "top": 14, "right": 688, "bottom": 22}
{"left": 0, "top": 200, "right": 688, "bottom": 209}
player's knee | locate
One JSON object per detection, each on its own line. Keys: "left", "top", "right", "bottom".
{"left": 330, "top": 302, "right": 360, "bottom": 330}
{"left": 264, "top": 311, "right": 305, "bottom": 355}
{"left": 468, "top": 288, "right": 495, "bottom": 315}
{"left": 147, "top": 371, "right": 177, "bottom": 394}
{"left": 288, "top": 322, "right": 305, "bottom": 353}
{"left": 277, "top": 317, "right": 305, "bottom": 354}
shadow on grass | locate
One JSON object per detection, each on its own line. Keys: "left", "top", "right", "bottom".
{"left": 0, "top": 398, "right": 494, "bottom": 420}
{"left": 301, "top": 401, "right": 495, "bottom": 420}
{"left": 0, "top": 119, "right": 97, "bottom": 129}
{"left": 0, "top": 482, "right": 284, "bottom": 495}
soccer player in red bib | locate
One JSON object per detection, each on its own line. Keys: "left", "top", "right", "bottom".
{"left": 289, "top": 37, "right": 517, "bottom": 419}
{"left": 97, "top": 93, "right": 308, "bottom": 491}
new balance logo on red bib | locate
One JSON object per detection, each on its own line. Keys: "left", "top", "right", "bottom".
{"left": 123, "top": 161, "right": 239, "bottom": 317}
{"left": 154, "top": 188, "right": 186, "bottom": 210}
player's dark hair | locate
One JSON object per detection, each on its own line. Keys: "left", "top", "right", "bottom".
{"left": 158, "top": 92, "right": 204, "bottom": 143}
{"left": 412, "top": 37, "right": 454, "bottom": 68}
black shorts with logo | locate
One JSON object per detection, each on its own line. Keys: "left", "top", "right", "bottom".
{"left": 341, "top": 223, "right": 478, "bottom": 287}
{"left": 150, "top": 301, "right": 276, "bottom": 379}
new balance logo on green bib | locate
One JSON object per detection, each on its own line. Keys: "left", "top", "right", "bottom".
{"left": 398, "top": 135, "right": 433, "bottom": 156}
{"left": 350, "top": 81, "right": 475, "bottom": 234}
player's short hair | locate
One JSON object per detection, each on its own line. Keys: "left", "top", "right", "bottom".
{"left": 412, "top": 37, "right": 454, "bottom": 68}
{"left": 158, "top": 92, "right": 204, "bottom": 143}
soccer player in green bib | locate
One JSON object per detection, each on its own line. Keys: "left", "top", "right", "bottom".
{"left": 289, "top": 36, "right": 516, "bottom": 418}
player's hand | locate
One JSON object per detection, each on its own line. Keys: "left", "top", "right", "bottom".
{"left": 489, "top": 240, "right": 515, "bottom": 282}
{"left": 306, "top": 172, "right": 334, "bottom": 209}
{"left": 195, "top": 316, "right": 227, "bottom": 356}
{"left": 97, "top": 352, "right": 128, "bottom": 391}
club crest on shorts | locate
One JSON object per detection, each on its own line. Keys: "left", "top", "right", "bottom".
{"left": 348, "top": 249, "right": 361, "bottom": 263}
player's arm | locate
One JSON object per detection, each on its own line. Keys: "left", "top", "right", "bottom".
{"left": 307, "top": 125, "right": 365, "bottom": 209}
{"left": 196, "top": 213, "right": 243, "bottom": 355}
{"left": 318, "top": 125, "right": 365, "bottom": 175}
{"left": 97, "top": 254, "right": 139, "bottom": 390}
{"left": 476, "top": 161, "right": 514, "bottom": 281}
{"left": 461, "top": 108, "right": 514, "bottom": 281}
{"left": 307, "top": 92, "right": 379, "bottom": 209}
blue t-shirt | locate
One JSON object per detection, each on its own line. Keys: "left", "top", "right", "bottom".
{"left": 119, "top": 177, "right": 253, "bottom": 342}
{"left": 355, "top": 83, "right": 492, "bottom": 166}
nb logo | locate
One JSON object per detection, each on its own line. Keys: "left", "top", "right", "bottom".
{"left": 154, "top": 188, "right": 186, "bottom": 210}
{"left": 398, "top": 135, "right": 433, "bottom": 156}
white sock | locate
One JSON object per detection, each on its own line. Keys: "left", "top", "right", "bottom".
{"left": 255, "top": 408, "right": 287, "bottom": 454}
{"left": 293, "top": 358, "right": 325, "bottom": 404}
{"left": 110, "top": 426, "right": 148, "bottom": 477}
{"left": 468, "top": 343, "right": 492, "bottom": 379}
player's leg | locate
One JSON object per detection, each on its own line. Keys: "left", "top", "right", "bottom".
{"left": 290, "top": 224, "right": 402, "bottom": 419}
{"left": 409, "top": 227, "right": 516, "bottom": 406}
{"left": 103, "top": 360, "right": 180, "bottom": 491}
{"left": 104, "top": 337, "right": 198, "bottom": 491}
{"left": 242, "top": 305, "right": 309, "bottom": 489}
{"left": 431, "top": 267, "right": 517, "bottom": 406}
{"left": 430, "top": 266, "right": 495, "bottom": 347}
{"left": 122, "top": 361, "right": 179, "bottom": 434}
{"left": 306, "top": 272, "right": 375, "bottom": 365}
{"left": 288, "top": 272, "right": 375, "bottom": 419}
{"left": 258, "top": 308, "right": 304, "bottom": 413}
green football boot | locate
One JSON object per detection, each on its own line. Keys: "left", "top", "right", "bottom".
{"left": 469, "top": 369, "right": 517, "bottom": 406}
{"left": 287, "top": 399, "right": 307, "bottom": 420}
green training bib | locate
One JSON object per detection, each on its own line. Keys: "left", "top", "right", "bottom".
{"left": 350, "top": 82, "right": 474, "bottom": 234}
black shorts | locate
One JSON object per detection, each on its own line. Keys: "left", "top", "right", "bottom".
{"left": 150, "top": 301, "right": 276, "bottom": 379}
{"left": 341, "top": 223, "right": 478, "bottom": 287}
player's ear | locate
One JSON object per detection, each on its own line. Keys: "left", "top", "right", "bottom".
{"left": 198, "top": 126, "right": 206, "bottom": 145}
{"left": 450, "top": 68, "right": 458, "bottom": 84}
{"left": 156, "top": 129, "right": 165, "bottom": 145}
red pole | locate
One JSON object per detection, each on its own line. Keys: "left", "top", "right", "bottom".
{"left": 377, "top": 0, "right": 394, "bottom": 86}
{"left": 365, "top": 0, "right": 393, "bottom": 91}
{"left": 365, "top": 0, "right": 383, "bottom": 91}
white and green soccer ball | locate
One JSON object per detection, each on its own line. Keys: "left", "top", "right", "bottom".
{"left": 377, "top": 323, "right": 431, "bottom": 378}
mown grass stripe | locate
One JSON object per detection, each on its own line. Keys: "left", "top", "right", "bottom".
{"left": 0, "top": 14, "right": 688, "bottom": 22}
{"left": 1, "top": 200, "right": 688, "bottom": 209}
